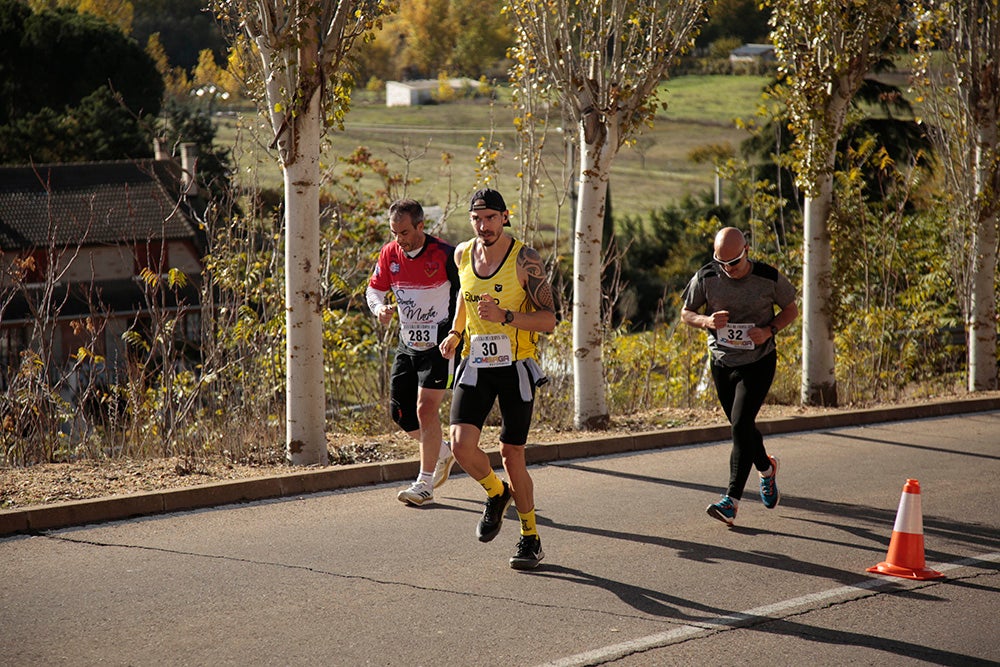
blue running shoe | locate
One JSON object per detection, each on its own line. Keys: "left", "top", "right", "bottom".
{"left": 707, "top": 495, "right": 737, "bottom": 526}
{"left": 759, "top": 455, "right": 780, "bottom": 509}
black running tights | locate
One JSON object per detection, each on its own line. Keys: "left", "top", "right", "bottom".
{"left": 710, "top": 350, "right": 777, "bottom": 500}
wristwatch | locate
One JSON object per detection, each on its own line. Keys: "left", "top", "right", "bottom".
{"left": 769, "top": 324, "right": 779, "bottom": 336}
{"left": 503, "top": 309, "right": 514, "bottom": 325}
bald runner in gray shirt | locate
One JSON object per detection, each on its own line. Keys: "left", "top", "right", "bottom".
{"left": 681, "top": 227, "right": 798, "bottom": 526}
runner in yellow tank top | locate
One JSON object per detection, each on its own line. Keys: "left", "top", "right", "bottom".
{"left": 456, "top": 235, "right": 538, "bottom": 362}
{"left": 439, "top": 188, "right": 556, "bottom": 570}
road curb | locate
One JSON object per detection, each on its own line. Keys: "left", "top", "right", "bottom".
{"left": 2, "top": 395, "right": 997, "bottom": 537}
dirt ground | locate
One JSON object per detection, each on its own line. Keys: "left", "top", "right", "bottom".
{"left": 0, "top": 395, "right": 978, "bottom": 510}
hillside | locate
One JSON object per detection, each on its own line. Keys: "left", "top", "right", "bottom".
{"left": 216, "top": 75, "right": 772, "bottom": 235}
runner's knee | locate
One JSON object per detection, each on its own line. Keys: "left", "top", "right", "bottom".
{"left": 390, "top": 399, "right": 419, "bottom": 432}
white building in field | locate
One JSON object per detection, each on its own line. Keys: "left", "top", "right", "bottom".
{"left": 385, "top": 78, "right": 478, "bottom": 107}
{"left": 729, "top": 43, "right": 776, "bottom": 65}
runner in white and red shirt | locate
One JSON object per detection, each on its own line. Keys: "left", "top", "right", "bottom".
{"left": 366, "top": 198, "right": 460, "bottom": 506}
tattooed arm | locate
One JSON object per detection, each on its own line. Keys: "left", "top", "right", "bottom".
{"left": 473, "top": 242, "right": 557, "bottom": 333}
{"left": 512, "top": 244, "right": 557, "bottom": 333}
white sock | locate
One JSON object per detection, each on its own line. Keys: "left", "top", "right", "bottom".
{"left": 438, "top": 440, "right": 452, "bottom": 458}
{"left": 760, "top": 465, "right": 773, "bottom": 478}
{"left": 418, "top": 471, "right": 433, "bottom": 485}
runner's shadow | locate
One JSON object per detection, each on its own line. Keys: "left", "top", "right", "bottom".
{"left": 525, "top": 566, "right": 992, "bottom": 665}
{"left": 554, "top": 461, "right": 720, "bottom": 495}
{"left": 753, "top": 615, "right": 996, "bottom": 667}
{"left": 533, "top": 515, "right": 911, "bottom": 588}
{"left": 551, "top": 463, "right": 1000, "bottom": 555}
{"left": 527, "top": 563, "right": 729, "bottom": 621}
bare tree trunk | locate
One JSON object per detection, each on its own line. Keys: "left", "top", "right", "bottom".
{"left": 801, "top": 171, "right": 837, "bottom": 406}
{"left": 969, "top": 123, "right": 999, "bottom": 391}
{"left": 283, "top": 87, "right": 328, "bottom": 465}
{"left": 571, "top": 115, "right": 615, "bottom": 429}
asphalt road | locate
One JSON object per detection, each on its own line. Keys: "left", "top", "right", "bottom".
{"left": 2, "top": 410, "right": 998, "bottom": 666}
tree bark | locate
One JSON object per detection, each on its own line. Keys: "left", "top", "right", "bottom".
{"left": 282, "top": 84, "right": 328, "bottom": 466}
{"left": 571, "top": 117, "right": 614, "bottom": 429}
{"left": 968, "top": 121, "right": 999, "bottom": 391}
{"left": 801, "top": 171, "right": 838, "bottom": 406}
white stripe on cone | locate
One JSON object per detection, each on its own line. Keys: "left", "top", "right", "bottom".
{"left": 892, "top": 482, "right": 923, "bottom": 534}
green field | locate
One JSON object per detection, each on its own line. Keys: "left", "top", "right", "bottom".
{"left": 215, "top": 75, "right": 770, "bottom": 239}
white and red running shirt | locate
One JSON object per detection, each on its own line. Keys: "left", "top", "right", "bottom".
{"left": 367, "top": 235, "right": 459, "bottom": 353}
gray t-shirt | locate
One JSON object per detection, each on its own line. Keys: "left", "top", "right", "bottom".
{"left": 682, "top": 260, "right": 796, "bottom": 367}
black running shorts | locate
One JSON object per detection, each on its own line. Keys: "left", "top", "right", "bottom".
{"left": 389, "top": 347, "right": 453, "bottom": 432}
{"left": 449, "top": 361, "right": 535, "bottom": 445}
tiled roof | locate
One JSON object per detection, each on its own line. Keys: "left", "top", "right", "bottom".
{"left": 0, "top": 161, "right": 201, "bottom": 249}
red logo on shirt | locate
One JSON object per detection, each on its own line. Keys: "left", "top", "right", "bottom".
{"left": 424, "top": 261, "right": 440, "bottom": 277}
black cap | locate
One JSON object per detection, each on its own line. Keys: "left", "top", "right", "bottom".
{"left": 469, "top": 188, "right": 509, "bottom": 225}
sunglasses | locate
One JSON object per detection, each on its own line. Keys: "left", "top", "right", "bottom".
{"left": 714, "top": 246, "right": 747, "bottom": 267}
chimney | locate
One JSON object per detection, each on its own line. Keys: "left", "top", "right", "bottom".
{"left": 153, "top": 137, "right": 169, "bottom": 161}
{"left": 179, "top": 142, "right": 199, "bottom": 197}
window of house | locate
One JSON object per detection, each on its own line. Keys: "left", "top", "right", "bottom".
{"left": 0, "top": 327, "right": 29, "bottom": 391}
{"left": 134, "top": 241, "right": 165, "bottom": 277}
{"left": 60, "top": 318, "right": 106, "bottom": 365}
{"left": 181, "top": 309, "right": 201, "bottom": 344}
{"left": 15, "top": 250, "right": 48, "bottom": 286}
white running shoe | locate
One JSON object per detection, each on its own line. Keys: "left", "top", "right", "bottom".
{"left": 432, "top": 452, "right": 455, "bottom": 489}
{"left": 397, "top": 480, "right": 434, "bottom": 506}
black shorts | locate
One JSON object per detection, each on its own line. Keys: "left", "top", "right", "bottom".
{"left": 449, "top": 360, "right": 535, "bottom": 445}
{"left": 389, "top": 346, "right": 454, "bottom": 432}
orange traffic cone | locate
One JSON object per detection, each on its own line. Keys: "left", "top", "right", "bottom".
{"left": 867, "top": 479, "right": 944, "bottom": 580}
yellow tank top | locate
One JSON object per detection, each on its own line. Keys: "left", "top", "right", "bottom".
{"left": 458, "top": 237, "right": 538, "bottom": 361}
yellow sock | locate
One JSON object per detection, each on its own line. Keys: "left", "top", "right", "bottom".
{"left": 477, "top": 471, "right": 505, "bottom": 497}
{"left": 517, "top": 508, "right": 537, "bottom": 537}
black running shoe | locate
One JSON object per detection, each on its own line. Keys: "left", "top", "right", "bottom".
{"left": 476, "top": 481, "right": 512, "bottom": 542}
{"left": 509, "top": 534, "right": 544, "bottom": 570}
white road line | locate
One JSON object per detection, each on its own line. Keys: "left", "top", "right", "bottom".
{"left": 536, "top": 552, "right": 1000, "bottom": 667}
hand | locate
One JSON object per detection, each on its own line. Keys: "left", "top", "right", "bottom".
{"left": 705, "top": 310, "right": 729, "bottom": 330}
{"left": 748, "top": 326, "right": 770, "bottom": 345}
{"left": 375, "top": 303, "right": 396, "bottom": 326}
{"left": 476, "top": 293, "right": 502, "bottom": 323}
{"left": 439, "top": 332, "right": 458, "bottom": 359}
